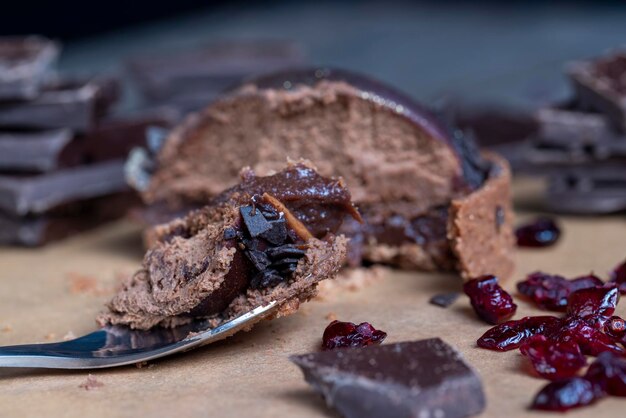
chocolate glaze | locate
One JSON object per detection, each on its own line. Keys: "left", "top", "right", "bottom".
{"left": 212, "top": 163, "right": 360, "bottom": 239}
{"left": 247, "top": 67, "right": 489, "bottom": 190}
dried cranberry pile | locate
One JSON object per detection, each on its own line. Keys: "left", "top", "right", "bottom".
{"left": 476, "top": 259, "right": 626, "bottom": 412}
{"left": 322, "top": 320, "right": 387, "bottom": 350}
{"left": 515, "top": 217, "right": 561, "bottom": 248}
{"left": 463, "top": 275, "right": 517, "bottom": 324}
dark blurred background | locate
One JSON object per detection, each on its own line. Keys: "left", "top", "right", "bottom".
{"left": 3, "top": 0, "right": 626, "bottom": 108}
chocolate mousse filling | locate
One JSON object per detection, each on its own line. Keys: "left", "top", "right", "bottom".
{"left": 98, "top": 162, "right": 359, "bottom": 329}
{"left": 133, "top": 67, "right": 514, "bottom": 279}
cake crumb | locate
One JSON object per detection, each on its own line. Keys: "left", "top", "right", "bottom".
{"left": 325, "top": 312, "right": 337, "bottom": 321}
{"left": 44, "top": 333, "right": 56, "bottom": 340}
{"left": 135, "top": 361, "right": 149, "bottom": 369}
{"left": 79, "top": 374, "right": 104, "bottom": 390}
{"left": 1, "top": 324, "right": 13, "bottom": 333}
{"left": 63, "top": 331, "right": 76, "bottom": 341}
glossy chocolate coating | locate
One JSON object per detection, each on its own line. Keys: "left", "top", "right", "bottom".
{"left": 213, "top": 163, "right": 358, "bottom": 239}
{"left": 247, "top": 67, "right": 489, "bottom": 190}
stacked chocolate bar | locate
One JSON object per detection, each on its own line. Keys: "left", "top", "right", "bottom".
{"left": 457, "top": 52, "right": 626, "bottom": 215}
{"left": 126, "top": 40, "right": 307, "bottom": 112}
{"left": 0, "top": 36, "right": 178, "bottom": 246}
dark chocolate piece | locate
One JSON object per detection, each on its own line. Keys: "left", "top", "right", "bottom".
{"left": 290, "top": 338, "right": 486, "bottom": 418}
{"left": 0, "top": 109, "right": 177, "bottom": 173}
{"left": 0, "top": 160, "right": 128, "bottom": 216}
{"left": 0, "top": 76, "right": 119, "bottom": 132}
{"left": 429, "top": 292, "right": 460, "bottom": 308}
{"left": 0, "top": 192, "right": 138, "bottom": 246}
{"left": 0, "top": 36, "right": 59, "bottom": 101}
{"left": 546, "top": 164, "right": 626, "bottom": 214}
{"left": 568, "top": 52, "right": 626, "bottom": 132}
{"left": 126, "top": 40, "right": 306, "bottom": 107}
{"left": 240, "top": 205, "right": 272, "bottom": 237}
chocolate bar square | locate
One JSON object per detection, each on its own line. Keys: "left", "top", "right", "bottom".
{"left": 568, "top": 52, "right": 626, "bottom": 132}
{"left": 0, "top": 36, "right": 59, "bottom": 101}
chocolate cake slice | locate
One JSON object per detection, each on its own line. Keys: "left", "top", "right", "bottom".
{"left": 139, "top": 68, "right": 514, "bottom": 279}
{"left": 98, "top": 161, "right": 359, "bottom": 329}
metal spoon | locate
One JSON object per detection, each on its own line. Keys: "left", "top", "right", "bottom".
{"left": 0, "top": 301, "right": 277, "bottom": 369}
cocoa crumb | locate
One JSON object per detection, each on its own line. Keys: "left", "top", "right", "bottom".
{"left": 325, "top": 312, "right": 337, "bottom": 321}
{"left": 135, "top": 361, "right": 149, "bottom": 369}
{"left": 79, "top": 374, "right": 104, "bottom": 391}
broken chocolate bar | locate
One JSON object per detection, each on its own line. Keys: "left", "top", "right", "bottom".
{"left": 569, "top": 52, "right": 626, "bottom": 132}
{"left": 0, "top": 192, "right": 139, "bottom": 246}
{"left": 0, "top": 76, "right": 119, "bottom": 132}
{"left": 140, "top": 67, "right": 515, "bottom": 279}
{"left": 0, "top": 36, "right": 59, "bottom": 101}
{"left": 290, "top": 338, "right": 486, "bottom": 418}
{"left": 0, "top": 160, "right": 129, "bottom": 216}
{"left": 97, "top": 161, "right": 358, "bottom": 330}
{"left": 0, "top": 107, "right": 179, "bottom": 173}
{"left": 126, "top": 40, "right": 306, "bottom": 109}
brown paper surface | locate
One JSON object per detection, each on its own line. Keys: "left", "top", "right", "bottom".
{"left": 1, "top": 179, "right": 625, "bottom": 418}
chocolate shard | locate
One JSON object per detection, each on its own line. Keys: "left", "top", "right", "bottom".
{"left": 0, "top": 192, "right": 138, "bottom": 246}
{"left": 0, "top": 76, "right": 120, "bottom": 132}
{"left": 0, "top": 36, "right": 60, "bottom": 101}
{"left": 429, "top": 292, "right": 460, "bottom": 308}
{"left": 0, "top": 160, "right": 128, "bottom": 216}
{"left": 240, "top": 205, "right": 272, "bottom": 237}
{"left": 260, "top": 218, "right": 287, "bottom": 245}
{"left": 290, "top": 338, "right": 486, "bottom": 418}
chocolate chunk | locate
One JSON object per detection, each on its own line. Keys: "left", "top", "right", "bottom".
{"left": 0, "top": 129, "right": 74, "bottom": 172}
{"left": 266, "top": 244, "right": 306, "bottom": 260}
{"left": 0, "top": 192, "right": 138, "bottom": 246}
{"left": 0, "top": 76, "right": 120, "bottom": 132}
{"left": 126, "top": 40, "right": 306, "bottom": 110}
{"left": 0, "top": 36, "right": 59, "bottom": 101}
{"left": 223, "top": 227, "right": 237, "bottom": 240}
{"left": 429, "top": 292, "right": 460, "bottom": 308}
{"left": 240, "top": 205, "right": 273, "bottom": 237}
{"left": 244, "top": 249, "right": 271, "bottom": 272}
{"left": 290, "top": 338, "right": 486, "bottom": 418}
{"left": 259, "top": 218, "right": 287, "bottom": 245}
{"left": 250, "top": 269, "right": 284, "bottom": 289}
{"left": 0, "top": 160, "right": 128, "bottom": 216}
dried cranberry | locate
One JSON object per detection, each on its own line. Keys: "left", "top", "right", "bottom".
{"left": 515, "top": 217, "right": 561, "bottom": 248}
{"left": 531, "top": 377, "right": 599, "bottom": 411}
{"left": 566, "top": 285, "right": 619, "bottom": 321}
{"left": 585, "top": 352, "right": 626, "bottom": 396}
{"left": 477, "top": 316, "right": 560, "bottom": 351}
{"left": 605, "top": 316, "right": 626, "bottom": 342}
{"left": 547, "top": 316, "right": 625, "bottom": 356}
{"left": 516, "top": 272, "right": 603, "bottom": 311}
{"left": 609, "top": 259, "right": 626, "bottom": 294}
{"left": 321, "top": 320, "right": 387, "bottom": 350}
{"left": 520, "top": 335, "right": 586, "bottom": 380}
{"left": 463, "top": 275, "right": 517, "bottom": 325}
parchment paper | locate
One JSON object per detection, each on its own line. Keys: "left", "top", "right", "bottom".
{"left": 1, "top": 179, "right": 625, "bottom": 418}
